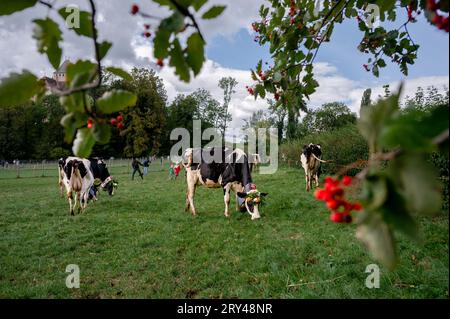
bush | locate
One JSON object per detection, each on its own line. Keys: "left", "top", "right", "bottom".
{"left": 279, "top": 124, "right": 369, "bottom": 176}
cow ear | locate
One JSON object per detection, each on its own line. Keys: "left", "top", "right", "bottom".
{"left": 237, "top": 192, "right": 247, "bottom": 198}
{"left": 260, "top": 192, "right": 268, "bottom": 197}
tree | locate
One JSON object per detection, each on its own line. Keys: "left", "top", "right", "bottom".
{"left": 117, "top": 68, "right": 168, "bottom": 157}
{"left": 360, "top": 88, "right": 372, "bottom": 110}
{"left": 268, "top": 99, "right": 287, "bottom": 144}
{"left": 300, "top": 102, "right": 357, "bottom": 134}
{"left": 218, "top": 77, "right": 237, "bottom": 138}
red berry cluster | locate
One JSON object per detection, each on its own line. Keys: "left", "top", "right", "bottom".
{"left": 289, "top": 0, "right": 297, "bottom": 17}
{"left": 314, "top": 176, "right": 363, "bottom": 224}
{"left": 245, "top": 85, "right": 254, "bottom": 95}
{"left": 111, "top": 115, "right": 125, "bottom": 130}
{"left": 142, "top": 24, "right": 152, "bottom": 38}
{"left": 131, "top": 4, "right": 139, "bottom": 15}
{"left": 156, "top": 58, "right": 164, "bottom": 67}
{"left": 274, "top": 92, "right": 280, "bottom": 101}
{"left": 252, "top": 22, "right": 260, "bottom": 33}
{"left": 427, "top": 0, "right": 449, "bottom": 32}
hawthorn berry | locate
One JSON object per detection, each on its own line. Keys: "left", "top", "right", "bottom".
{"left": 156, "top": 59, "right": 164, "bottom": 67}
{"left": 144, "top": 24, "right": 151, "bottom": 30}
{"left": 117, "top": 123, "right": 125, "bottom": 130}
{"left": 131, "top": 4, "right": 139, "bottom": 15}
{"left": 274, "top": 93, "right": 280, "bottom": 101}
{"left": 116, "top": 115, "right": 123, "bottom": 122}
{"left": 342, "top": 176, "right": 352, "bottom": 186}
{"left": 144, "top": 32, "right": 151, "bottom": 38}
{"left": 427, "top": 0, "right": 438, "bottom": 11}
{"left": 87, "top": 118, "right": 94, "bottom": 129}
{"left": 111, "top": 118, "right": 118, "bottom": 126}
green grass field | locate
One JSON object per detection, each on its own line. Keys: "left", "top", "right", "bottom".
{"left": 0, "top": 166, "right": 448, "bottom": 299}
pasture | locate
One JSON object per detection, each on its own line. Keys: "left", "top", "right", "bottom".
{"left": 0, "top": 165, "right": 448, "bottom": 298}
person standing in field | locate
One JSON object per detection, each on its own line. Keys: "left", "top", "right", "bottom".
{"left": 131, "top": 157, "right": 144, "bottom": 181}
{"left": 169, "top": 163, "right": 176, "bottom": 180}
{"left": 174, "top": 162, "right": 181, "bottom": 179}
{"left": 143, "top": 158, "right": 150, "bottom": 176}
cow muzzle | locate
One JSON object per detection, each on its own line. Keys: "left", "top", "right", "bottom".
{"left": 245, "top": 201, "right": 261, "bottom": 220}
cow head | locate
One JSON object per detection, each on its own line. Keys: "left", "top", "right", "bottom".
{"left": 237, "top": 189, "right": 268, "bottom": 220}
{"left": 96, "top": 159, "right": 116, "bottom": 196}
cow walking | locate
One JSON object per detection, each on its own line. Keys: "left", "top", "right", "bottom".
{"left": 59, "top": 157, "right": 116, "bottom": 215}
{"left": 300, "top": 144, "right": 324, "bottom": 191}
{"left": 183, "top": 147, "right": 267, "bottom": 220}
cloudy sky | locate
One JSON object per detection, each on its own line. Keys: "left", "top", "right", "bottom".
{"left": 0, "top": 0, "right": 448, "bottom": 139}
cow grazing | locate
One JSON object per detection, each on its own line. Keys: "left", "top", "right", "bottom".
{"left": 300, "top": 144, "right": 323, "bottom": 192}
{"left": 59, "top": 157, "right": 116, "bottom": 214}
{"left": 183, "top": 147, "right": 268, "bottom": 220}
{"left": 249, "top": 153, "right": 262, "bottom": 173}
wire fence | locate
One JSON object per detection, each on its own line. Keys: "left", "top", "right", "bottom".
{"left": 0, "top": 157, "right": 172, "bottom": 180}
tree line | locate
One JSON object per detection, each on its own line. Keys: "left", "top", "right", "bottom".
{"left": 0, "top": 68, "right": 236, "bottom": 161}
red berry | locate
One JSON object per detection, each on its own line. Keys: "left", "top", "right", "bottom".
{"left": 274, "top": 93, "right": 280, "bottom": 101}
{"left": 342, "top": 176, "right": 352, "bottom": 186}
{"left": 144, "top": 32, "right": 151, "bottom": 38}
{"left": 352, "top": 203, "right": 363, "bottom": 211}
{"left": 342, "top": 213, "right": 353, "bottom": 223}
{"left": 116, "top": 115, "right": 123, "bottom": 122}
{"left": 131, "top": 4, "right": 139, "bottom": 15}
{"left": 111, "top": 118, "right": 118, "bottom": 126}
{"left": 144, "top": 24, "right": 151, "bottom": 30}
{"left": 87, "top": 118, "right": 93, "bottom": 129}
{"left": 432, "top": 14, "right": 443, "bottom": 25}
{"left": 327, "top": 199, "right": 339, "bottom": 210}
{"left": 427, "top": 0, "right": 438, "bottom": 11}
{"left": 117, "top": 123, "right": 125, "bottom": 130}
{"left": 330, "top": 212, "right": 344, "bottom": 223}
{"left": 156, "top": 59, "right": 164, "bottom": 67}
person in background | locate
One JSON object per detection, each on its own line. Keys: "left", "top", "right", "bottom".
{"left": 174, "top": 162, "right": 181, "bottom": 179}
{"left": 169, "top": 163, "right": 176, "bottom": 180}
{"left": 131, "top": 157, "right": 144, "bottom": 181}
{"left": 143, "top": 158, "right": 150, "bottom": 176}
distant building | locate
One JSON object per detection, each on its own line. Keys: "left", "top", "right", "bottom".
{"left": 43, "top": 59, "right": 71, "bottom": 91}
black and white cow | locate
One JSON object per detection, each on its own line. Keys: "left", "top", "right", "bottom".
{"left": 300, "top": 144, "right": 324, "bottom": 191}
{"left": 59, "top": 157, "right": 116, "bottom": 214}
{"left": 183, "top": 147, "right": 267, "bottom": 220}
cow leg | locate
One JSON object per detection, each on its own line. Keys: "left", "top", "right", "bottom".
{"left": 224, "top": 184, "right": 231, "bottom": 218}
{"left": 185, "top": 173, "right": 197, "bottom": 216}
{"left": 306, "top": 171, "right": 311, "bottom": 192}
{"left": 304, "top": 169, "right": 309, "bottom": 191}
{"left": 67, "top": 191, "right": 74, "bottom": 216}
{"left": 314, "top": 173, "right": 320, "bottom": 188}
{"left": 233, "top": 183, "right": 244, "bottom": 211}
{"left": 185, "top": 190, "right": 191, "bottom": 212}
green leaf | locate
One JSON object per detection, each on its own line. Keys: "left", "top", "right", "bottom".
{"left": 154, "top": 29, "right": 171, "bottom": 59}
{"left": 392, "top": 155, "right": 442, "bottom": 215}
{"left": 202, "top": 5, "right": 226, "bottom": 19}
{"left": 98, "top": 41, "right": 112, "bottom": 60}
{"left": 97, "top": 90, "right": 137, "bottom": 114}
{"left": 169, "top": 39, "right": 190, "bottom": 82}
{"left": 58, "top": 8, "right": 94, "bottom": 38}
{"left": 32, "top": 18, "right": 63, "bottom": 69}
{"left": 0, "top": 71, "right": 40, "bottom": 107}
{"left": 192, "top": 0, "right": 208, "bottom": 11}
{"left": 356, "top": 215, "right": 397, "bottom": 270}
{"left": 93, "top": 124, "right": 112, "bottom": 145}
{"left": 66, "top": 60, "right": 97, "bottom": 88}
{"left": 106, "top": 67, "right": 133, "bottom": 81}
{"left": 0, "top": 0, "right": 37, "bottom": 16}
{"left": 72, "top": 128, "right": 95, "bottom": 158}
{"left": 59, "top": 93, "right": 85, "bottom": 113}
{"left": 186, "top": 33, "right": 205, "bottom": 76}
{"left": 358, "top": 85, "right": 402, "bottom": 153}
{"left": 160, "top": 12, "right": 185, "bottom": 32}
